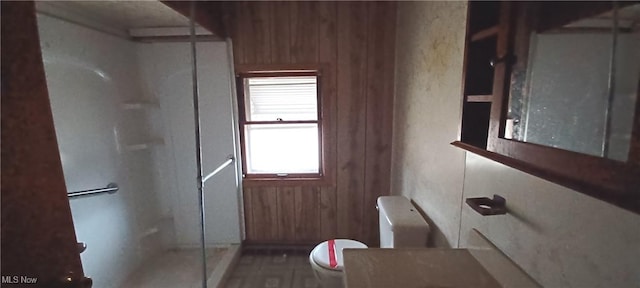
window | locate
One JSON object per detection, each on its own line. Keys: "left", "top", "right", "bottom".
{"left": 237, "top": 71, "right": 323, "bottom": 179}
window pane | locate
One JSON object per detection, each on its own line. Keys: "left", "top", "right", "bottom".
{"left": 245, "top": 76, "right": 318, "bottom": 121}
{"left": 245, "top": 124, "right": 319, "bottom": 174}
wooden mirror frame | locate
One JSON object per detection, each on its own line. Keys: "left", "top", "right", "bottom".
{"left": 454, "top": 1, "right": 640, "bottom": 214}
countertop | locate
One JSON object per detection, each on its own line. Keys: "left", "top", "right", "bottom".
{"left": 342, "top": 229, "right": 540, "bottom": 288}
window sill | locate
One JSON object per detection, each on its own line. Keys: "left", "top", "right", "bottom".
{"left": 242, "top": 176, "right": 332, "bottom": 187}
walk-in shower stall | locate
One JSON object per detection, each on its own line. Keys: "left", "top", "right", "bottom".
{"left": 35, "top": 1, "right": 243, "bottom": 287}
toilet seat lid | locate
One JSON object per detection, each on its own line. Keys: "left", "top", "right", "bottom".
{"left": 312, "top": 239, "right": 367, "bottom": 270}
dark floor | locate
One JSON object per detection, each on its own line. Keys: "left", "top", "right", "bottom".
{"left": 223, "top": 247, "right": 320, "bottom": 288}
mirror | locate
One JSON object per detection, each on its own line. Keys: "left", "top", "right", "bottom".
{"left": 504, "top": 3, "right": 640, "bottom": 162}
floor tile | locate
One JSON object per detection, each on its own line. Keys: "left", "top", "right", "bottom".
{"left": 223, "top": 249, "right": 320, "bottom": 288}
{"left": 292, "top": 267, "right": 319, "bottom": 288}
{"left": 121, "top": 248, "right": 227, "bottom": 288}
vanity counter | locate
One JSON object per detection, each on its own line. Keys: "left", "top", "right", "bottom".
{"left": 343, "top": 248, "right": 500, "bottom": 288}
{"left": 342, "top": 230, "right": 540, "bottom": 288}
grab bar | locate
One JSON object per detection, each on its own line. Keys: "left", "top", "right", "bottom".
{"left": 202, "top": 155, "right": 234, "bottom": 184}
{"left": 68, "top": 183, "right": 119, "bottom": 198}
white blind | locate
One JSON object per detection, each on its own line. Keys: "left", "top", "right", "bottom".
{"left": 245, "top": 76, "right": 318, "bottom": 121}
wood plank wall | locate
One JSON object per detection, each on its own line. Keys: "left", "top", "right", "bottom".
{"left": 226, "top": 1, "right": 396, "bottom": 246}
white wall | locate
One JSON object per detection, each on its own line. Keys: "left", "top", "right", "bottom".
{"left": 393, "top": 2, "right": 640, "bottom": 287}
{"left": 391, "top": 1, "right": 468, "bottom": 247}
{"left": 136, "top": 42, "right": 241, "bottom": 247}
{"left": 38, "top": 14, "right": 163, "bottom": 288}
{"left": 460, "top": 153, "right": 640, "bottom": 287}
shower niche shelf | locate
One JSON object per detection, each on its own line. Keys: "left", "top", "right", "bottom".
{"left": 121, "top": 101, "right": 159, "bottom": 110}
{"left": 118, "top": 100, "right": 163, "bottom": 152}
{"left": 124, "top": 138, "right": 164, "bottom": 152}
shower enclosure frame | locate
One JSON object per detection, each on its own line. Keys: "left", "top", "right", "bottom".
{"left": 187, "top": 3, "right": 244, "bottom": 288}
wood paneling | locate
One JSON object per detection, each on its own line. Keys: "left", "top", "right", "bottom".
{"left": 319, "top": 186, "right": 338, "bottom": 240}
{"left": 272, "top": 2, "right": 291, "bottom": 63}
{"left": 290, "top": 1, "right": 319, "bottom": 63}
{"left": 363, "top": 1, "right": 397, "bottom": 246}
{"left": 250, "top": 186, "right": 279, "bottom": 241}
{"left": 229, "top": 1, "right": 396, "bottom": 245}
{"left": 336, "top": 1, "right": 368, "bottom": 241}
{"left": 318, "top": 1, "right": 338, "bottom": 187}
{"left": 294, "top": 186, "right": 321, "bottom": 241}
{"left": 245, "top": 186, "right": 328, "bottom": 244}
{"left": 277, "top": 186, "right": 296, "bottom": 241}
{"left": 247, "top": 1, "right": 272, "bottom": 64}
{"left": 242, "top": 185, "right": 255, "bottom": 240}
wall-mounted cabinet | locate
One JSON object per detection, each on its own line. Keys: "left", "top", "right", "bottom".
{"left": 460, "top": 1, "right": 502, "bottom": 149}
{"left": 454, "top": 1, "right": 640, "bottom": 214}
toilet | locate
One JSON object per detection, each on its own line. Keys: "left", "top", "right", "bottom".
{"left": 309, "top": 196, "right": 430, "bottom": 287}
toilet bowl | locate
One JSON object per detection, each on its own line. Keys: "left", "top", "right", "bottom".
{"left": 309, "top": 196, "right": 429, "bottom": 288}
{"left": 309, "top": 239, "right": 367, "bottom": 288}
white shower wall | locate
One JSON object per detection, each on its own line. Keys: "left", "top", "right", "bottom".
{"left": 136, "top": 42, "right": 242, "bottom": 247}
{"left": 38, "top": 12, "right": 241, "bottom": 288}
{"left": 37, "top": 14, "right": 164, "bottom": 288}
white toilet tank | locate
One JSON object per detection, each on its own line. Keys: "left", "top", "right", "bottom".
{"left": 377, "top": 196, "right": 429, "bottom": 248}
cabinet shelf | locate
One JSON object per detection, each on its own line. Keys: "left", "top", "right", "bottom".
{"left": 464, "top": 36, "right": 497, "bottom": 96}
{"left": 467, "top": 95, "right": 493, "bottom": 103}
{"left": 468, "top": 1, "right": 501, "bottom": 35}
{"left": 461, "top": 102, "right": 491, "bottom": 149}
{"left": 471, "top": 26, "right": 499, "bottom": 42}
